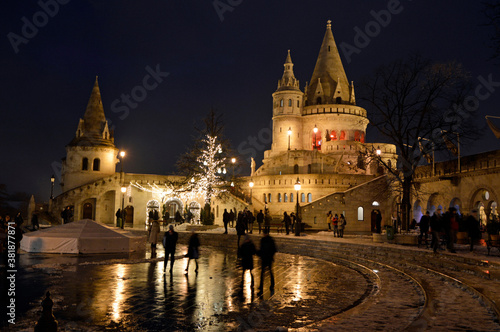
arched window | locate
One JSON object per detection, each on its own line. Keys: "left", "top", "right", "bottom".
{"left": 312, "top": 130, "right": 322, "bottom": 150}
{"left": 93, "top": 158, "right": 100, "bottom": 171}
{"left": 288, "top": 99, "right": 292, "bottom": 107}
{"left": 336, "top": 97, "right": 342, "bottom": 104}
{"left": 294, "top": 164, "right": 299, "bottom": 174}
{"left": 301, "top": 193, "right": 305, "bottom": 203}
{"left": 280, "top": 99, "right": 284, "bottom": 107}
{"left": 330, "top": 130, "right": 337, "bottom": 141}
{"left": 284, "top": 193, "right": 288, "bottom": 202}
{"left": 316, "top": 97, "right": 322, "bottom": 104}
{"left": 340, "top": 131, "right": 346, "bottom": 140}
{"left": 278, "top": 193, "right": 282, "bottom": 202}
{"left": 82, "top": 158, "right": 88, "bottom": 171}
{"left": 360, "top": 132, "right": 365, "bottom": 143}
{"left": 307, "top": 193, "right": 312, "bottom": 203}
{"left": 268, "top": 193, "right": 272, "bottom": 203}
{"left": 297, "top": 100, "right": 300, "bottom": 107}
{"left": 308, "top": 164, "right": 312, "bottom": 174}
{"left": 290, "top": 193, "right": 294, "bottom": 203}
{"left": 357, "top": 206, "right": 364, "bottom": 221}
{"left": 263, "top": 194, "right": 267, "bottom": 203}
{"left": 354, "top": 131, "right": 360, "bottom": 142}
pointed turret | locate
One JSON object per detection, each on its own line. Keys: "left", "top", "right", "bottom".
{"left": 276, "top": 50, "right": 300, "bottom": 91}
{"left": 306, "top": 20, "right": 352, "bottom": 105}
{"left": 68, "top": 77, "right": 114, "bottom": 147}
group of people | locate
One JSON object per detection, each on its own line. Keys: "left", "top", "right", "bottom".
{"left": 326, "top": 211, "right": 347, "bottom": 237}
{"left": 419, "top": 207, "right": 481, "bottom": 253}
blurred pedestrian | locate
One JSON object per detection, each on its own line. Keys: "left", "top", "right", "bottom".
{"left": 283, "top": 212, "right": 291, "bottom": 235}
{"left": 264, "top": 209, "right": 272, "bottom": 234}
{"left": 236, "top": 212, "right": 246, "bottom": 249}
{"left": 185, "top": 232, "right": 200, "bottom": 273}
{"left": 247, "top": 210, "right": 255, "bottom": 234}
{"left": 223, "top": 208, "right": 230, "bottom": 234}
{"left": 444, "top": 207, "right": 458, "bottom": 253}
{"left": 466, "top": 209, "right": 481, "bottom": 252}
{"left": 257, "top": 210, "right": 264, "bottom": 234}
{"left": 430, "top": 208, "right": 443, "bottom": 253}
{"left": 338, "top": 214, "right": 346, "bottom": 238}
{"left": 238, "top": 235, "right": 256, "bottom": 289}
{"left": 419, "top": 211, "right": 431, "bottom": 245}
{"left": 257, "top": 230, "right": 277, "bottom": 296}
{"left": 229, "top": 209, "right": 235, "bottom": 228}
{"left": 163, "top": 225, "right": 178, "bottom": 273}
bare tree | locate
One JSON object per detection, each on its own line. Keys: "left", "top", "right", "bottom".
{"left": 359, "top": 54, "right": 479, "bottom": 229}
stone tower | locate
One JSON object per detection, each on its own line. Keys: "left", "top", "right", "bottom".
{"left": 61, "top": 77, "right": 118, "bottom": 192}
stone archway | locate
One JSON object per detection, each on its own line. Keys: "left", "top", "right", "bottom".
{"left": 450, "top": 197, "right": 462, "bottom": 216}
{"left": 146, "top": 199, "right": 160, "bottom": 225}
{"left": 427, "top": 193, "right": 442, "bottom": 216}
{"left": 413, "top": 200, "right": 423, "bottom": 223}
{"left": 82, "top": 198, "right": 96, "bottom": 220}
{"left": 165, "top": 197, "right": 183, "bottom": 221}
{"left": 188, "top": 201, "right": 201, "bottom": 224}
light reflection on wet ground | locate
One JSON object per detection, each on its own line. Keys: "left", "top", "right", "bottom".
{"left": 8, "top": 244, "right": 369, "bottom": 331}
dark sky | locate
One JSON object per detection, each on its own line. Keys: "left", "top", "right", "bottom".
{"left": 1, "top": 0, "right": 500, "bottom": 202}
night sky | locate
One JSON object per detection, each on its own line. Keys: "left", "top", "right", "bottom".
{"left": 1, "top": 0, "right": 500, "bottom": 203}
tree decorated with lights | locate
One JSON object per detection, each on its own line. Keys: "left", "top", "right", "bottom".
{"left": 177, "top": 109, "right": 231, "bottom": 205}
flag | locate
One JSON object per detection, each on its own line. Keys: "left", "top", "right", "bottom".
{"left": 418, "top": 141, "right": 433, "bottom": 164}
{"left": 486, "top": 116, "right": 500, "bottom": 139}
{"left": 442, "top": 135, "right": 458, "bottom": 156}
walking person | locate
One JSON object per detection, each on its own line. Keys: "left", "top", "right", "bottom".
{"left": 444, "top": 207, "right": 458, "bottom": 253}
{"left": 229, "top": 209, "right": 235, "bottom": 228}
{"left": 223, "top": 208, "right": 230, "bottom": 234}
{"left": 290, "top": 212, "right": 296, "bottom": 233}
{"left": 430, "top": 208, "right": 443, "bottom": 253}
{"left": 419, "top": 211, "right": 431, "bottom": 246}
{"left": 163, "top": 225, "right": 178, "bottom": 273}
{"left": 236, "top": 212, "right": 246, "bottom": 249}
{"left": 185, "top": 232, "right": 200, "bottom": 273}
{"left": 332, "top": 213, "right": 339, "bottom": 237}
{"left": 466, "top": 209, "right": 481, "bottom": 252}
{"left": 238, "top": 235, "right": 256, "bottom": 290}
{"left": 283, "top": 212, "right": 291, "bottom": 235}
{"left": 326, "top": 211, "right": 332, "bottom": 231}
{"left": 257, "top": 210, "right": 264, "bottom": 234}
{"left": 257, "top": 230, "right": 277, "bottom": 296}
{"left": 338, "top": 214, "right": 346, "bottom": 238}
{"left": 148, "top": 218, "right": 161, "bottom": 258}
{"left": 247, "top": 210, "right": 255, "bottom": 234}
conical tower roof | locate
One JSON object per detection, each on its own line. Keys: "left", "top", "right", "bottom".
{"left": 306, "top": 20, "right": 351, "bottom": 105}
{"left": 67, "top": 77, "right": 114, "bottom": 147}
{"left": 83, "top": 77, "right": 107, "bottom": 136}
{"left": 276, "top": 50, "right": 300, "bottom": 91}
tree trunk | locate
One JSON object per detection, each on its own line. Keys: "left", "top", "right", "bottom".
{"left": 401, "top": 176, "right": 412, "bottom": 232}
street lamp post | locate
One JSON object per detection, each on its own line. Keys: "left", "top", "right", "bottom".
{"left": 287, "top": 127, "right": 292, "bottom": 150}
{"left": 294, "top": 177, "right": 301, "bottom": 236}
{"left": 120, "top": 186, "right": 126, "bottom": 229}
{"left": 249, "top": 181, "right": 254, "bottom": 205}
{"left": 50, "top": 175, "right": 55, "bottom": 199}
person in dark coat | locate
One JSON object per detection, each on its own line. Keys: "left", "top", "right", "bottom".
{"left": 256, "top": 210, "right": 264, "bottom": 234}
{"left": 185, "top": 232, "right": 200, "bottom": 273}
{"left": 283, "top": 212, "right": 291, "bottom": 235}
{"left": 419, "top": 211, "right": 431, "bottom": 244}
{"left": 466, "top": 209, "right": 481, "bottom": 252}
{"left": 257, "top": 230, "right": 277, "bottom": 296}
{"left": 238, "top": 235, "right": 257, "bottom": 289}
{"left": 246, "top": 210, "right": 255, "bottom": 234}
{"left": 229, "top": 209, "right": 235, "bottom": 228}
{"left": 163, "top": 225, "right": 178, "bottom": 273}
{"left": 223, "top": 209, "right": 230, "bottom": 234}
{"left": 264, "top": 209, "right": 272, "bottom": 234}
{"left": 15, "top": 212, "right": 23, "bottom": 227}
{"left": 236, "top": 212, "right": 246, "bottom": 249}
{"left": 443, "top": 207, "right": 459, "bottom": 253}
{"left": 430, "top": 208, "right": 443, "bottom": 253}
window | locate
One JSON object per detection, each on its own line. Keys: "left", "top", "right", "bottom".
{"left": 297, "top": 100, "right": 300, "bottom": 107}
{"left": 82, "top": 158, "right": 89, "bottom": 171}
{"left": 301, "top": 193, "right": 305, "bottom": 203}
{"left": 340, "top": 131, "right": 346, "bottom": 140}
{"left": 360, "top": 132, "right": 365, "bottom": 143}
{"left": 263, "top": 194, "right": 267, "bottom": 203}
{"left": 330, "top": 130, "right": 337, "bottom": 140}
{"left": 354, "top": 131, "right": 360, "bottom": 142}
{"left": 92, "top": 158, "right": 100, "bottom": 171}
{"left": 278, "top": 193, "right": 282, "bottom": 202}
{"left": 280, "top": 99, "right": 284, "bottom": 107}
{"left": 336, "top": 97, "right": 342, "bottom": 104}
{"left": 357, "top": 207, "right": 364, "bottom": 221}
{"left": 312, "top": 130, "right": 322, "bottom": 150}
{"left": 290, "top": 193, "right": 294, "bottom": 202}
{"left": 294, "top": 164, "right": 299, "bottom": 174}
{"left": 316, "top": 97, "right": 322, "bottom": 104}
{"left": 307, "top": 193, "right": 312, "bottom": 203}
{"left": 308, "top": 164, "right": 312, "bottom": 174}
{"left": 288, "top": 99, "right": 292, "bottom": 107}
{"left": 268, "top": 193, "right": 272, "bottom": 203}
{"left": 284, "top": 193, "right": 288, "bottom": 202}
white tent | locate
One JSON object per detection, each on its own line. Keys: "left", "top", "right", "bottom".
{"left": 20, "top": 219, "right": 145, "bottom": 254}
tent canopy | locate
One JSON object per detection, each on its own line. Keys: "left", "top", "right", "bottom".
{"left": 20, "top": 219, "right": 145, "bottom": 254}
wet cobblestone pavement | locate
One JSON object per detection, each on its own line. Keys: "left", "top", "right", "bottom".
{"left": 4, "top": 244, "right": 368, "bottom": 331}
